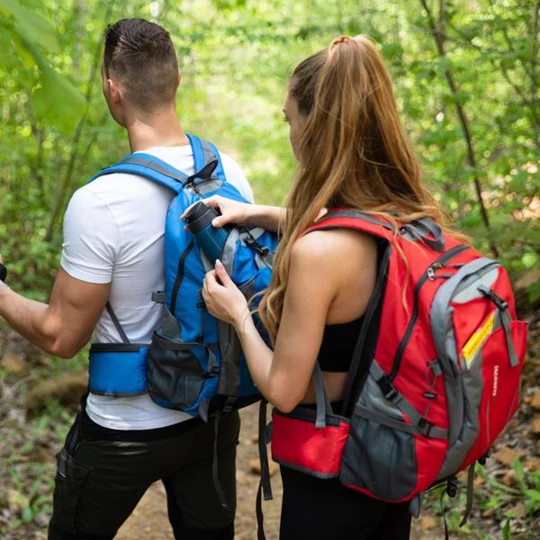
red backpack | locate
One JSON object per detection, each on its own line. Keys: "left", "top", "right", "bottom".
{"left": 262, "top": 210, "right": 527, "bottom": 533}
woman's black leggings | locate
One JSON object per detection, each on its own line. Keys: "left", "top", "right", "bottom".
{"left": 279, "top": 467, "right": 412, "bottom": 540}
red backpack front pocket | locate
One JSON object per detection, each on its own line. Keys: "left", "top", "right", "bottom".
{"left": 271, "top": 407, "right": 350, "bottom": 478}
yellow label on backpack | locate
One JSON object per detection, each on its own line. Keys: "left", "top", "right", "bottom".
{"left": 461, "top": 312, "right": 496, "bottom": 369}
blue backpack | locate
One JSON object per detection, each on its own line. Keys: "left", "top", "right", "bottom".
{"left": 87, "top": 134, "right": 278, "bottom": 420}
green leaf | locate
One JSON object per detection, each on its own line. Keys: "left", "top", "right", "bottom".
{"left": 382, "top": 43, "right": 404, "bottom": 59}
{"left": 525, "top": 489, "right": 540, "bottom": 502}
{"left": 8, "top": 29, "right": 34, "bottom": 68}
{"left": 32, "top": 64, "right": 86, "bottom": 134}
{"left": 513, "top": 458, "right": 527, "bottom": 492}
{"left": 522, "top": 252, "right": 539, "bottom": 269}
{"left": 527, "top": 280, "right": 540, "bottom": 303}
{"left": 21, "top": 505, "right": 33, "bottom": 523}
{"left": 0, "top": 0, "right": 60, "bottom": 52}
{"left": 502, "top": 518, "right": 511, "bottom": 540}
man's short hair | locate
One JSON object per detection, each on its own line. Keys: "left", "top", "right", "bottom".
{"left": 103, "top": 18, "right": 179, "bottom": 112}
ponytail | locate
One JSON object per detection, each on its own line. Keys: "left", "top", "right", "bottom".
{"left": 258, "top": 36, "right": 465, "bottom": 342}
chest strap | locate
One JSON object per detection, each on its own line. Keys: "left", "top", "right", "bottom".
{"left": 89, "top": 344, "right": 150, "bottom": 397}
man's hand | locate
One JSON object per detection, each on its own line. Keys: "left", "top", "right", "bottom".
{"left": 0, "top": 268, "right": 110, "bottom": 358}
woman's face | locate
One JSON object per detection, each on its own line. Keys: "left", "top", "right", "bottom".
{"left": 283, "top": 90, "right": 305, "bottom": 162}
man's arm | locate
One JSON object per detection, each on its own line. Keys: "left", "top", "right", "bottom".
{"left": 0, "top": 268, "right": 110, "bottom": 358}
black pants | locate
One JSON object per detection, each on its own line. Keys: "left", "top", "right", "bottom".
{"left": 279, "top": 466, "right": 411, "bottom": 540}
{"left": 48, "top": 401, "right": 240, "bottom": 540}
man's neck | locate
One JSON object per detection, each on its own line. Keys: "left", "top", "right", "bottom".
{"left": 126, "top": 108, "right": 189, "bottom": 153}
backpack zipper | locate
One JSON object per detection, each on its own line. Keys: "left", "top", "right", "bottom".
{"left": 389, "top": 244, "right": 470, "bottom": 382}
{"left": 170, "top": 241, "right": 195, "bottom": 316}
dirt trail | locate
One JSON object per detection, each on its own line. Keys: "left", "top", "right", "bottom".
{"left": 117, "top": 406, "right": 283, "bottom": 540}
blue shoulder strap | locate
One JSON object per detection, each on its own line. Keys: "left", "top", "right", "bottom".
{"left": 187, "top": 133, "right": 226, "bottom": 182}
{"left": 87, "top": 134, "right": 226, "bottom": 192}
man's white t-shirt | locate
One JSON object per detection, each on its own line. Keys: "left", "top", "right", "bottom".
{"left": 61, "top": 144, "right": 253, "bottom": 430}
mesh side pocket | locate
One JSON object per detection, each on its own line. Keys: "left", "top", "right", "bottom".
{"left": 339, "top": 414, "right": 418, "bottom": 500}
{"left": 147, "top": 332, "right": 208, "bottom": 410}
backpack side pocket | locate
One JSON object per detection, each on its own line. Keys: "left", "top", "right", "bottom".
{"left": 147, "top": 332, "right": 218, "bottom": 413}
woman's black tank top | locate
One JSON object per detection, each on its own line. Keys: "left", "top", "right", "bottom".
{"left": 317, "top": 316, "right": 364, "bottom": 372}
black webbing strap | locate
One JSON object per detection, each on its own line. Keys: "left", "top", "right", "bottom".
{"left": 256, "top": 400, "right": 273, "bottom": 540}
{"left": 258, "top": 400, "right": 273, "bottom": 501}
{"left": 212, "top": 412, "right": 230, "bottom": 509}
{"left": 342, "top": 243, "right": 391, "bottom": 414}
{"left": 106, "top": 302, "right": 130, "bottom": 344}
{"left": 459, "top": 463, "right": 476, "bottom": 527}
{"left": 401, "top": 218, "right": 445, "bottom": 252}
{"left": 440, "top": 488, "right": 451, "bottom": 540}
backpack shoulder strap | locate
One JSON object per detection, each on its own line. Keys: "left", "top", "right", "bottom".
{"left": 87, "top": 153, "right": 189, "bottom": 194}
{"left": 187, "top": 133, "right": 227, "bottom": 182}
{"left": 306, "top": 210, "right": 397, "bottom": 241}
{"left": 309, "top": 210, "right": 446, "bottom": 252}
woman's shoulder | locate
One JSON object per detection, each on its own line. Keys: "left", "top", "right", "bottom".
{"left": 292, "top": 227, "right": 377, "bottom": 269}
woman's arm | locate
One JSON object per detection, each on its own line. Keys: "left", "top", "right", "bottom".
{"left": 204, "top": 229, "right": 375, "bottom": 411}
{"left": 196, "top": 196, "right": 285, "bottom": 232}
{"left": 204, "top": 234, "right": 332, "bottom": 411}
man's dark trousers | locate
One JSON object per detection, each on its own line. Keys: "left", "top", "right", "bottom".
{"left": 48, "top": 399, "right": 240, "bottom": 540}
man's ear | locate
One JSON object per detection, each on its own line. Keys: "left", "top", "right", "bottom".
{"left": 108, "top": 79, "right": 122, "bottom": 104}
{"left": 176, "top": 70, "right": 181, "bottom": 88}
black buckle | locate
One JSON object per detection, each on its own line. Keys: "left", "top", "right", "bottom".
{"left": 478, "top": 449, "right": 490, "bottom": 466}
{"left": 418, "top": 417, "right": 434, "bottom": 437}
{"left": 378, "top": 376, "right": 398, "bottom": 401}
{"left": 446, "top": 476, "right": 459, "bottom": 498}
{"left": 186, "top": 159, "right": 219, "bottom": 185}
{"left": 244, "top": 235, "right": 270, "bottom": 256}
{"left": 222, "top": 396, "right": 237, "bottom": 414}
{"left": 478, "top": 286, "right": 508, "bottom": 311}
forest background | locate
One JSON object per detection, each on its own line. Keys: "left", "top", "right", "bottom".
{"left": 0, "top": 0, "right": 538, "bottom": 539}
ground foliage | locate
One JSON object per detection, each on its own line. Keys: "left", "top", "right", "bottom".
{"left": 0, "top": 0, "right": 539, "bottom": 538}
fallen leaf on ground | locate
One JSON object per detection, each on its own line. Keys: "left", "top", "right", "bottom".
{"left": 525, "top": 458, "right": 540, "bottom": 472}
{"left": 6, "top": 489, "right": 29, "bottom": 512}
{"left": 482, "top": 508, "right": 496, "bottom": 518}
{"left": 0, "top": 352, "right": 29, "bottom": 375}
{"left": 249, "top": 458, "right": 279, "bottom": 477}
{"left": 493, "top": 446, "right": 524, "bottom": 465}
{"left": 531, "top": 390, "right": 540, "bottom": 411}
{"left": 419, "top": 516, "right": 438, "bottom": 530}
{"left": 502, "top": 470, "right": 517, "bottom": 487}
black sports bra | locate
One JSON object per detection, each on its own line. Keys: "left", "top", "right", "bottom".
{"left": 317, "top": 316, "right": 364, "bottom": 372}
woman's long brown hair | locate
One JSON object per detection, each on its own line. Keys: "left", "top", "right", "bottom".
{"left": 258, "top": 35, "right": 465, "bottom": 343}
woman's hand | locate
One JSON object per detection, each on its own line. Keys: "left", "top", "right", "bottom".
{"left": 202, "top": 260, "right": 249, "bottom": 327}
{"left": 181, "top": 195, "right": 251, "bottom": 228}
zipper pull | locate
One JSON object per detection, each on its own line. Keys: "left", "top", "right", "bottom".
{"left": 427, "top": 262, "right": 445, "bottom": 280}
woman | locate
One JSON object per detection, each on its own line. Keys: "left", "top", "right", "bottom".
{"left": 201, "top": 35, "right": 455, "bottom": 539}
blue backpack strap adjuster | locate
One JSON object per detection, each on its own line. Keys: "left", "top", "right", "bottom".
{"left": 89, "top": 344, "right": 150, "bottom": 397}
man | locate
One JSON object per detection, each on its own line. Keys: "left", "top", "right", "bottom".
{"left": 0, "top": 18, "right": 253, "bottom": 540}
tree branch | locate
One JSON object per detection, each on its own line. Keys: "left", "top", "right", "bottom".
{"left": 419, "top": 0, "right": 499, "bottom": 257}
